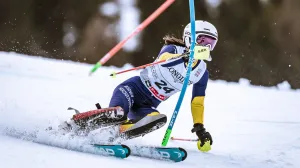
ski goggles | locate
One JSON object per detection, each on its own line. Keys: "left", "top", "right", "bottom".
{"left": 196, "top": 34, "right": 217, "bottom": 51}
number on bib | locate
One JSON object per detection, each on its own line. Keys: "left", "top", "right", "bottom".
{"left": 154, "top": 80, "right": 175, "bottom": 94}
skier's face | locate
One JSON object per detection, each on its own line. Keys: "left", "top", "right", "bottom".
{"left": 196, "top": 35, "right": 217, "bottom": 51}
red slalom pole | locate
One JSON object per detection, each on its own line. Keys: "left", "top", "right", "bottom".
{"left": 171, "top": 137, "right": 198, "bottom": 142}
{"left": 89, "top": 0, "right": 176, "bottom": 75}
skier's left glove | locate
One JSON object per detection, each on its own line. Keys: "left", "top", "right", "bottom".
{"left": 191, "top": 123, "right": 213, "bottom": 152}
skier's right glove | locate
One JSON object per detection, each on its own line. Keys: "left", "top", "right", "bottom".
{"left": 182, "top": 52, "right": 191, "bottom": 62}
{"left": 191, "top": 123, "right": 213, "bottom": 152}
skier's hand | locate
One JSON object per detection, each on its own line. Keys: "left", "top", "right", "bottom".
{"left": 191, "top": 123, "right": 213, "bottom": 152}
{"left": 182, "top": 52, "right": 190, "bottom": 62}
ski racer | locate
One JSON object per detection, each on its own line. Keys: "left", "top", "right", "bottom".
{"left": 66, "top": 20, "right": 218, "bottom": 152}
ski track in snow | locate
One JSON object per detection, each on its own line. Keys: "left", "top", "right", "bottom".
{"left": 0, "top": 51, "right": 299, "bottom": 168}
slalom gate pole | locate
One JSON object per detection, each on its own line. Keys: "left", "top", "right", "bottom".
{"left": 171, "top": 137, "right": 198, "bottom": 142}
{"left": 161, "top": 0, "right": 196, "bottom": 147}
{"left": 89, "top": 0, "right": 175, "bottom": 76}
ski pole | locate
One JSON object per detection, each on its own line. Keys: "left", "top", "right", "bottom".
{"left": 89, "top": 0, "right": 176, "bottom": 76}
{"left": 110, "top": 60, "right": 166, "bottom": 77}
{"left": 109, "top": 52, "right": 194, "bottom": 77}
{"left": 109, "top": 46, "right": 210, "bottom": 77}
{"left": 171, "top": 137, "right": 198, "bottom": 142}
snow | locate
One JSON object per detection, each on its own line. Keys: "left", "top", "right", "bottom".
{"left": 100, "top": 2, "right": 119, "bottom": 17}
{"left": 0, "top": 51, "right": 299, "bottom": 168}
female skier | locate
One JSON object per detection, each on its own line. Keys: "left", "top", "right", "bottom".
{"left": 69, "top": 20, "right": 218, "bottom": 152}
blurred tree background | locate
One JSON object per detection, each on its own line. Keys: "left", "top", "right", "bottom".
{"left": 0, "top": 0, "right": 299, "bottom": 88}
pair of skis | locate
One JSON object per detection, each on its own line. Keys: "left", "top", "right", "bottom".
{"left": 67, "top": 105, "right": 187, "bottom": 162}
{"left": 91, "top": 143, "right": 187, "bottom": 162}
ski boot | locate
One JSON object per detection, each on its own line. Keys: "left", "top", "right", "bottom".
{"left": 113, "top": 112, "right": 167, "bottom": 142}
{"left": 59, "top": 103, "right": 127, "bottom": 135}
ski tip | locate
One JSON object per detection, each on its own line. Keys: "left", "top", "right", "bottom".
{"left": 179, "top": 147, "right": 188, "bottom": 161}
{"left": 121, "top": 145, "right": 131, "bottom": 158}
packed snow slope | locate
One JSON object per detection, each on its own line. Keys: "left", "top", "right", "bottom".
{"left": 0, "top": 51, "right": 299, "bottom": 168}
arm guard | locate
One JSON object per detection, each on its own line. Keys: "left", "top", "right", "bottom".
{"left": 156, "top": 45, "right": 183, "bottom": 61}
{"left": 190, "top": 70, "right": 208, "bottom": 124}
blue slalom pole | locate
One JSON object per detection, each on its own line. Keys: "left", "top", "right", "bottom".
{"left": 161, "top": 0, "right": 196, "bottom": 146}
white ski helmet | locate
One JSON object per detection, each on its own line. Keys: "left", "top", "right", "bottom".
{"left": 183, "top": 20, "right": 218, "bottom": 51}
